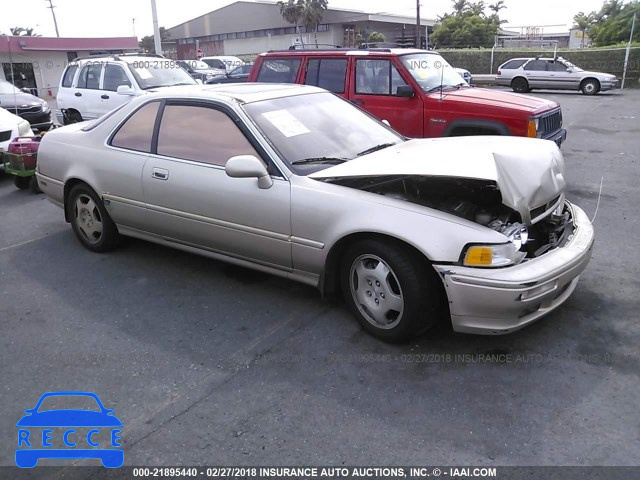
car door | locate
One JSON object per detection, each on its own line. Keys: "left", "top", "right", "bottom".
{"left": 142, "top": 101, "right": 292, "bottom": 269}
{"left": 545, "top": 60, "right": 577, "bottom": 90}
{"left": 75, "top": 62, "right": 104, "bottom": 119}
{"left": 349, "top": 57, "right": 423, "bottom": 138}
{"left": 100, "top": 63, "right": 134, "bottom": 114}
{"left": 522, "top": 59, "right": 549, "bottom": 89}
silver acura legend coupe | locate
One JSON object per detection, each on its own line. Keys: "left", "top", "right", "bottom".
{"left": 35, "top": 84, "right": 594, "bottom": 342}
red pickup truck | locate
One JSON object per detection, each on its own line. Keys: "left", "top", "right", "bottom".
{"left": 248, "top": 48, "right": 567, "bottom": 145}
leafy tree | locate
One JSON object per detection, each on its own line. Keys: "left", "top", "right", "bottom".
{"left": 139, "top": 27, "right": 171, "bottom": 53}
{"left": 9, "top": 27, "right": 39, "bottom": 36}
{"left": 368, "top": 32, "right": 385, "bottom": 43}
{"left": 431, "top": 0, "right": 505, "bottom": 48}
{"left": 578, "top": 0, "right": 639, "bottom": 46}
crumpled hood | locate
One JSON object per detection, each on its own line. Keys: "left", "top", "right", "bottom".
{"left": 309, "top": 136, "right": 566, "bottom": 223}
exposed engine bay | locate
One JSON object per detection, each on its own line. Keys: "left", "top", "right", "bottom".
{"left": 328, "top": 175, "right": 575, "bottom": 259}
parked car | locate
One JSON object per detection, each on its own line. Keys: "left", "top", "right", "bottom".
{"left": 0, "top": 79, "right": 52, "bottom": 131}
{"left": 454, "top": 67, "right": 472, "bottom": 84}
{"left": 201, "top": 56, "right": 245, "bottom": 73}
{"left": 0, "top": 107, "right": 32, "bottom": 157}
{"left": 248, "top": 48, "right": 567, "bottom": 145}
{"left": 36, "top": 84, "right": 593, "bottom": 342}
{"left": 496, "top": 56, "right": 619, "bottom": 95}
{"left": 176, "top": 60, "right": 225, "bottom": 82}
{"left": 206, "top": 63, "right": 254, "bottom": 84}
{"left": 56, "top": 53, "right": 197, "bottom": 125}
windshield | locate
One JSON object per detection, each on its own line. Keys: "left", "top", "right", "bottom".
{"left": 243, "top": 92, "right": 403, "bottom": 175}
{"left": 126, "top": 61, "right": 197, "bottom": 89}
{"left": 0, "top": 80, "right": 21, "bottom": 95}
{"left": 400, "top": 54, "right": 467, "bottom": 92}
{"left": 563, "top": 60, "right": 583, "bottom": 71}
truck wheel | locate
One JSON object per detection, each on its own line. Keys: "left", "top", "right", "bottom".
{"left": 340, "top": 238, "right": 444, "bottom": 343}
{"left": 511, "top": 77, "right": 530, "bottom": 93}
{"left": 581, "top": 79, "right": 600, "bottom": 95}
{"left": 64, "top": 111, "right": 83, "bottom": 125}
{"left": 14, "top": 176, "right": 30, "bottom": 190}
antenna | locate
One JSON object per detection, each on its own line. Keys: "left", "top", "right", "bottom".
{"left": 439, "top": 61, "right": 444, "bottom": 101}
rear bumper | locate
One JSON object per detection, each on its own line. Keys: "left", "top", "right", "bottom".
{"left": 433, "top": 202, "right": 594, "bottom": 335}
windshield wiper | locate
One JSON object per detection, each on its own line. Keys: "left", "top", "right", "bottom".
{"left": 356, "top": 143, "right": 396, "bottom": 157}
{"left": 291, "top": 157, "right": 348, "bottom": 166}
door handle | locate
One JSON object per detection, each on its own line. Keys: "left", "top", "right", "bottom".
{"left": 351, "top": 99, "right": 364, "bottom": 105}
{"left": 74, "top": 92, "right": 82, "bottom": 97}
{"left": 151, "top": 168, "right": 169, "bottom": 180}
{"left": 101, "top": 94, "right": 110, "bottom": 99}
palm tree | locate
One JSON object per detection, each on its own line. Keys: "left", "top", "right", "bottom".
{"left": 299, "top": 0, "right": 329, "bottom": 45}
{"left": 10, "top": 27, "right": 40, "bottom": 36}
{"left": 278, "top": 0, "right": 304, "bottom": 43}
{"left": 573, "top": 12, "right": 593, "bottom": 48}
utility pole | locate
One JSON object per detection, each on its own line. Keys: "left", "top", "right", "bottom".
{"left": 133, "top": 18, "right": 136, "bottom": 38}
{"left": 151, "top": 0, "right": 162, "bottom": 55}
{"left": 416, "top": 0, "right": 421, "bottom": 48}
{"left": 621, "top": 13, "right": 636, "bottom": 89}
{"left": 45, "top": 0, "right": 60, "bottom": 37}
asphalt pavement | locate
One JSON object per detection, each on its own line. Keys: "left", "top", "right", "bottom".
{"left": 1, "top": 88, "right": 638, "bottom": 475}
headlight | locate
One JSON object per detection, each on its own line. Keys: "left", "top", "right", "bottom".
{"left": 463, "top": 243, "right": 517, "bottom": 267}
{"left": 18, "top": 120, "right": 32, "bottom": 136}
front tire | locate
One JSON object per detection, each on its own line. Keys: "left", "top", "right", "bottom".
{"left": 67, "top": 184, "right": 119, "bottom": 252}
{"left": 581, "top": 79, "right": 600, "bottom": 95}
{"left": 340, "top": 239, "right": 444, "bottom": 343}
{"left": 511, "top": 77, "right": 530, "bottom": 93}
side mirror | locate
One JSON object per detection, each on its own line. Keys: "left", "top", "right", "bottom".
{"left": 225, "top": 155, "right": 273, "bottom": 189}
{"left": 21, "top": 87, "right": 32, "bottom": 94}
{"left": 566, "top": 67, "right": 574, "bottom": 73}
{"left": 116, "top": 85, "right": 135, "bottom": 96}
{"left": 396, "top": 85, "right": 415, "bottom": 98}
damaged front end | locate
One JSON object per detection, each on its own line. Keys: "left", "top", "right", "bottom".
{"left": 324, "top": 174, "right": 575, "bottom": 263}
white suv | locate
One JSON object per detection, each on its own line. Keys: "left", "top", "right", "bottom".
{"left": 56, "top": 53, "right": 196, "bottom": 124}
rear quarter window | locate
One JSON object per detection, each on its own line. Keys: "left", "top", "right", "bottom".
{"left": 61, "top": 64, "right": 78, "bottom": 87}
{"left": 501, "top": 59, "right": 528, "bottom": 70}
{"left": 257, "top": 58, "right": 301, "bottom": 83}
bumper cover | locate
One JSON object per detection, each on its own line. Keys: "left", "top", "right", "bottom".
{"left": 433, "top": 202, "right": 594, "bottom": 334}
{"left": 544, "top": 128, "right": 567, "bottom": 147}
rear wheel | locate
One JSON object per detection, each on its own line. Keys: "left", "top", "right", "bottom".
{"left": 67, "top": 184, "right": 119, "bottom": 252}
{"left": 30, "top": 176, "right": 42, "bottom": 193}
{"left": 581, "top": 79, "right": 600, "bottom": 95}
{"left": 14, "top": 176, "right": 30, "bottom": 190}
{"left": 511, "top": 77, "right": 530, "bottom": 93}
{"left": 64, "top": 110, "right": 83, "bottom": 125}
{"left": 340, "top": 239, "right": 444, "bottom": 343}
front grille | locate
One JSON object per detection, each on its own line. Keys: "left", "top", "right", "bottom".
{"left": 539, "top": 109, "right": 562, "bottom": 137}
{"left": 0, "top": 130, "right": 12, "bottom": 142}
{"left": 15, "top": 105, "right": 42, "bottom": 115}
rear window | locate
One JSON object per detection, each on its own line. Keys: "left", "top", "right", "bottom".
{"left": 110, "top": 101, "right": 160, "bottom": 152}
{"left": 304, "top": 58, "right": 348, "bottom": 93}
{"left": 77, "top": 63, "right": 103, "bottom": 89}
{"left": 500, "top": 59, "right": 528, "bottom": 70}
{"left": 61, "top": 65, "right": 78, "bottom": 88}
{"left": 524, "top": 60, "right": 548, "bottom": 71}
{"left": 257, "top": 58, "right": 301, "bottom": 83}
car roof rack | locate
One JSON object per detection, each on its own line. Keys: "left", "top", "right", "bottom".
{"left": 71, "top": 52, "right": 164, "bottom": 62}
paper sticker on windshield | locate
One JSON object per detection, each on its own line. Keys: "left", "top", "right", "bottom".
{"left": 262, "top": 110, "right": 310, "bottom": 138}
{"left": 135, "top": 68, "right": 152, "bottom": 80}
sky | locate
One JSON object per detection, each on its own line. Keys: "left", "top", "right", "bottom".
{"left": 1, "top": 0, "right": 611, "bottom": 39}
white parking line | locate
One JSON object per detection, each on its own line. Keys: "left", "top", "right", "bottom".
{"left": 0, "top": 234, "right": 52, "bottom": 253}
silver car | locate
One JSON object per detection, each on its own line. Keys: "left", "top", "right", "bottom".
{"left": 496, "top": 57, "right": 619, "bottom": 95}
{"left": 35, "top": 84, "right": 594, "bottom": 342}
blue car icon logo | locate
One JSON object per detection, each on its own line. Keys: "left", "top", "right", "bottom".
{"left": 16, "top": 391, "right": 123, "bottom": 468}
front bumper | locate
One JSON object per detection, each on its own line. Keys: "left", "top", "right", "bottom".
{"left": 544, "top": 128, "right": 567, "bottom": 147}
{"left": 433, "top": 202, "right": 594, "bottom": 334}
{"left": 600, "top": 79, "right": 620, "bottom": 91}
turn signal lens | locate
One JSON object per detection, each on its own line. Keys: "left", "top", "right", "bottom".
{"left": 464, "top": 246, "right": 494, "bottom": 266}
{"left": 527, "top": 119, "right": 537, "bottom": 138}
